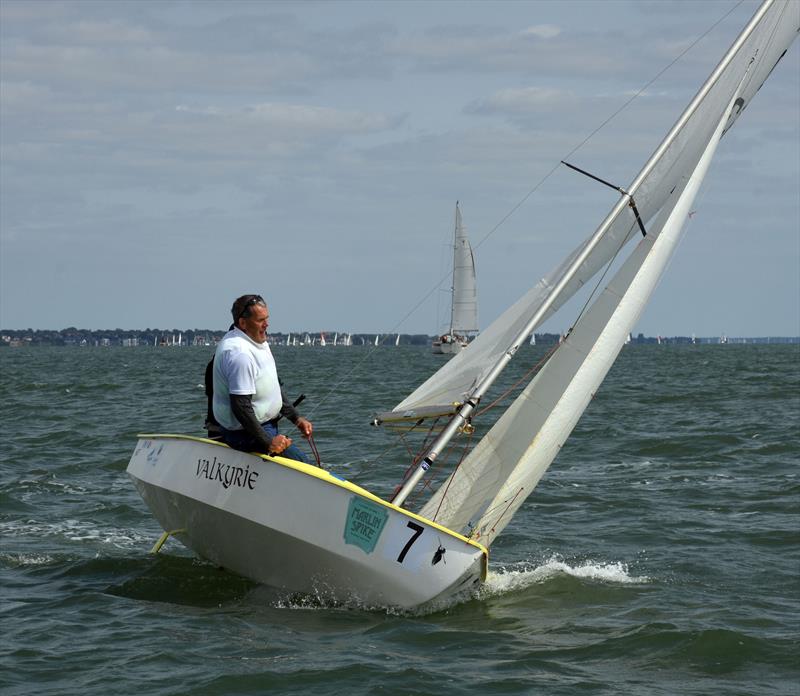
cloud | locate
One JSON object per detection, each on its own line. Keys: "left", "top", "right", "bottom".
{"left": 466, "top": 86, "right": 577, "bottom": 115}
{"left": 175, "top": 102, "right": 396, "bottom": 137}
{"left": 521, "top": 24, "right": 561, "bottom": 39}
{"left": 48, "top": 18, "right": 155, "bottom": 44}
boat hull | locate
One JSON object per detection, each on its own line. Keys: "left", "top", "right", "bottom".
{"left": 431, "top": 338, "right": 466, "bottom": 355}
{"left": 127, "top": 435, "right": 487, "bottom": 608}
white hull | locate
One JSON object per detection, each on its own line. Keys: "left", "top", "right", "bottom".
{"left": 431, "top": 337, "right": 467, "bottom": 355}
{"left": 127, "top": 435, "right": 486, "bottom": 608}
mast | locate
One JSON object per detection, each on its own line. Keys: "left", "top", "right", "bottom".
{"left": 448, "top": 202, "right": 460, "bottom": 336}
{"left": 391, "top": 0, "right": 777, "bottom": 508}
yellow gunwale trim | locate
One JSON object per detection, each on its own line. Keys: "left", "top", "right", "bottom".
{"left": 135, "top": 433, "right": 489, "bottom": 562}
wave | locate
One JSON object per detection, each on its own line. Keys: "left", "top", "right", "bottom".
{"left": 0, "top": 517, "right": 153, "bottom": 550}
{"left": 0, "top": 552, "right": 59, "bottom": 568}
{"left": 481, "top": 555, "right": 651, "bottom": 598}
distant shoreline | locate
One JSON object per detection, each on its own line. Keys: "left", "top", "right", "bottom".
{"left": 1, "top": 328, "right": 797, "bottom": 348}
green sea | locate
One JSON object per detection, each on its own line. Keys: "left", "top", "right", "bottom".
{"left": 1, "top": 343, "right": 798, "bottom": 695}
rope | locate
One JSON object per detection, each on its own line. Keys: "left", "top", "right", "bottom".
{"left": 307, "top": 433, "right": 322, "bottom": 468}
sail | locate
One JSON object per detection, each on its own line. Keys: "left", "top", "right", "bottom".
{"left": 419, "top": 83, "right": 739, "bottom": 541}
{"left": 450, "top": 203, "right": 479, "bottom": 334}
{"left": 379, "top": 0, "right": 797, "bottom": 426}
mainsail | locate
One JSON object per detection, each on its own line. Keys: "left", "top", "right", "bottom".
{"left": 450, "top": 203, "right": 479, "bottom": 335}
{"left": 378, "top": 0, "right": 797, "bottom": 426}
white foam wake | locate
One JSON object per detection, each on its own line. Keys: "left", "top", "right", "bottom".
{"left": 482, "top": 555, "right": 650, "bottom": 597}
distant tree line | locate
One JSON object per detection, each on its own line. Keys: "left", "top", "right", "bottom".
{"left": 0, "top": 328, "right": 796, "bottom": 347}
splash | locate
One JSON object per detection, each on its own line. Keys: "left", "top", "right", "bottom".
{"left": 481, "top": 555, "right": 650, "bottom": 597}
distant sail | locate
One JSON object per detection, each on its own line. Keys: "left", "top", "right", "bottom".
{"left": 451, "top": 203, "right": 479, "bottom": 334}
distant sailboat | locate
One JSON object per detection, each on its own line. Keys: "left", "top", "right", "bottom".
{"left": 320, "top": 333, "right": 326, "bottom": 347}
{"left": 374, "top": 334, "right": 379, "bottom": 346}
{"left": 432, "top": 202, "right": 478, "bottom": 355}
{"left": 395, "top": 334, "right": 400, "bottom": 346}
{"left": 127, "top": 1, "right": 797, "bottom": 609}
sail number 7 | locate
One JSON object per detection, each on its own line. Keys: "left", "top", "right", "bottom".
{"left": 396, "top": 521, "right": 424, "bottom": 563}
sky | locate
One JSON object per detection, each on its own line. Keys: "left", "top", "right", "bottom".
{"left": 1, "top": 0, "right": 798, "bottom": 337}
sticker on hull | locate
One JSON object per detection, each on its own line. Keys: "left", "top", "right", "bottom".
{"left": 344, "top": 497, "right": 388, "bottom": 554}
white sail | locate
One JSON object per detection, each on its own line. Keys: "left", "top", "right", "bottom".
{"left": 380, "top": 0, "right": 796, "bottom": 425}
{"left": 450, "top": 203, "right": 478, "bottom": 334}
{"left": 419, "top": 83, "right": 737, "bottom": 541}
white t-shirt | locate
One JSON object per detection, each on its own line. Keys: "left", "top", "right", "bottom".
{"left": 212, "top": 328, "right": 282, "bottom": 430}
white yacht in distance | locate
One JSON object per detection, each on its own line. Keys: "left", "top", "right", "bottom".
{"left": 433, "top": 202, "right": 478, "bottom": 355}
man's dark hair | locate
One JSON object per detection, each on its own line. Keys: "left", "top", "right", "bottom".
{"left": 231, "top": 294, "right": 266, "bottom": 325}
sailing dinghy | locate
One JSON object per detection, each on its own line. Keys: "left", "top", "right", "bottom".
{"left": 432, "top": 202, "right": 479, "bottom": 354}
{"left": 128, "top": 0, "right": 797, "bottom": 608}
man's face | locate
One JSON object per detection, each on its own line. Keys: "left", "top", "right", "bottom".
{"left": 239, "top": 303, "right": 269, "bottom": 343}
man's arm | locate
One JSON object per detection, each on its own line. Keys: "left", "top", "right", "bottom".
{"left": 230, "top": 394, "right": 280, "bottom": 453}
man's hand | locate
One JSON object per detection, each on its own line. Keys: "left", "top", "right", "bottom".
{"left": 270, "top": 434, "right": 292, "bottom": 453}
{"left": 296, "top": 417, "right": 313, "bottom": 438}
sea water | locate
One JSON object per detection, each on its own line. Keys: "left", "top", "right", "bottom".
{"left": 1, "top": 343, "right": 798, "bottom": 695}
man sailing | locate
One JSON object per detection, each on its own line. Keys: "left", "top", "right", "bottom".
{"left": 211, "top": 294, "right": 314, "bottom": 464}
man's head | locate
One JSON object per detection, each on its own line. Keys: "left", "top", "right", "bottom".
{"left": 231, "top": 294, "right": 269, "bottom": 343}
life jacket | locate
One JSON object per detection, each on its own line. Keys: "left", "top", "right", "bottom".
{"left": 204, "top": 356, "right": 222, "bottom": 440}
